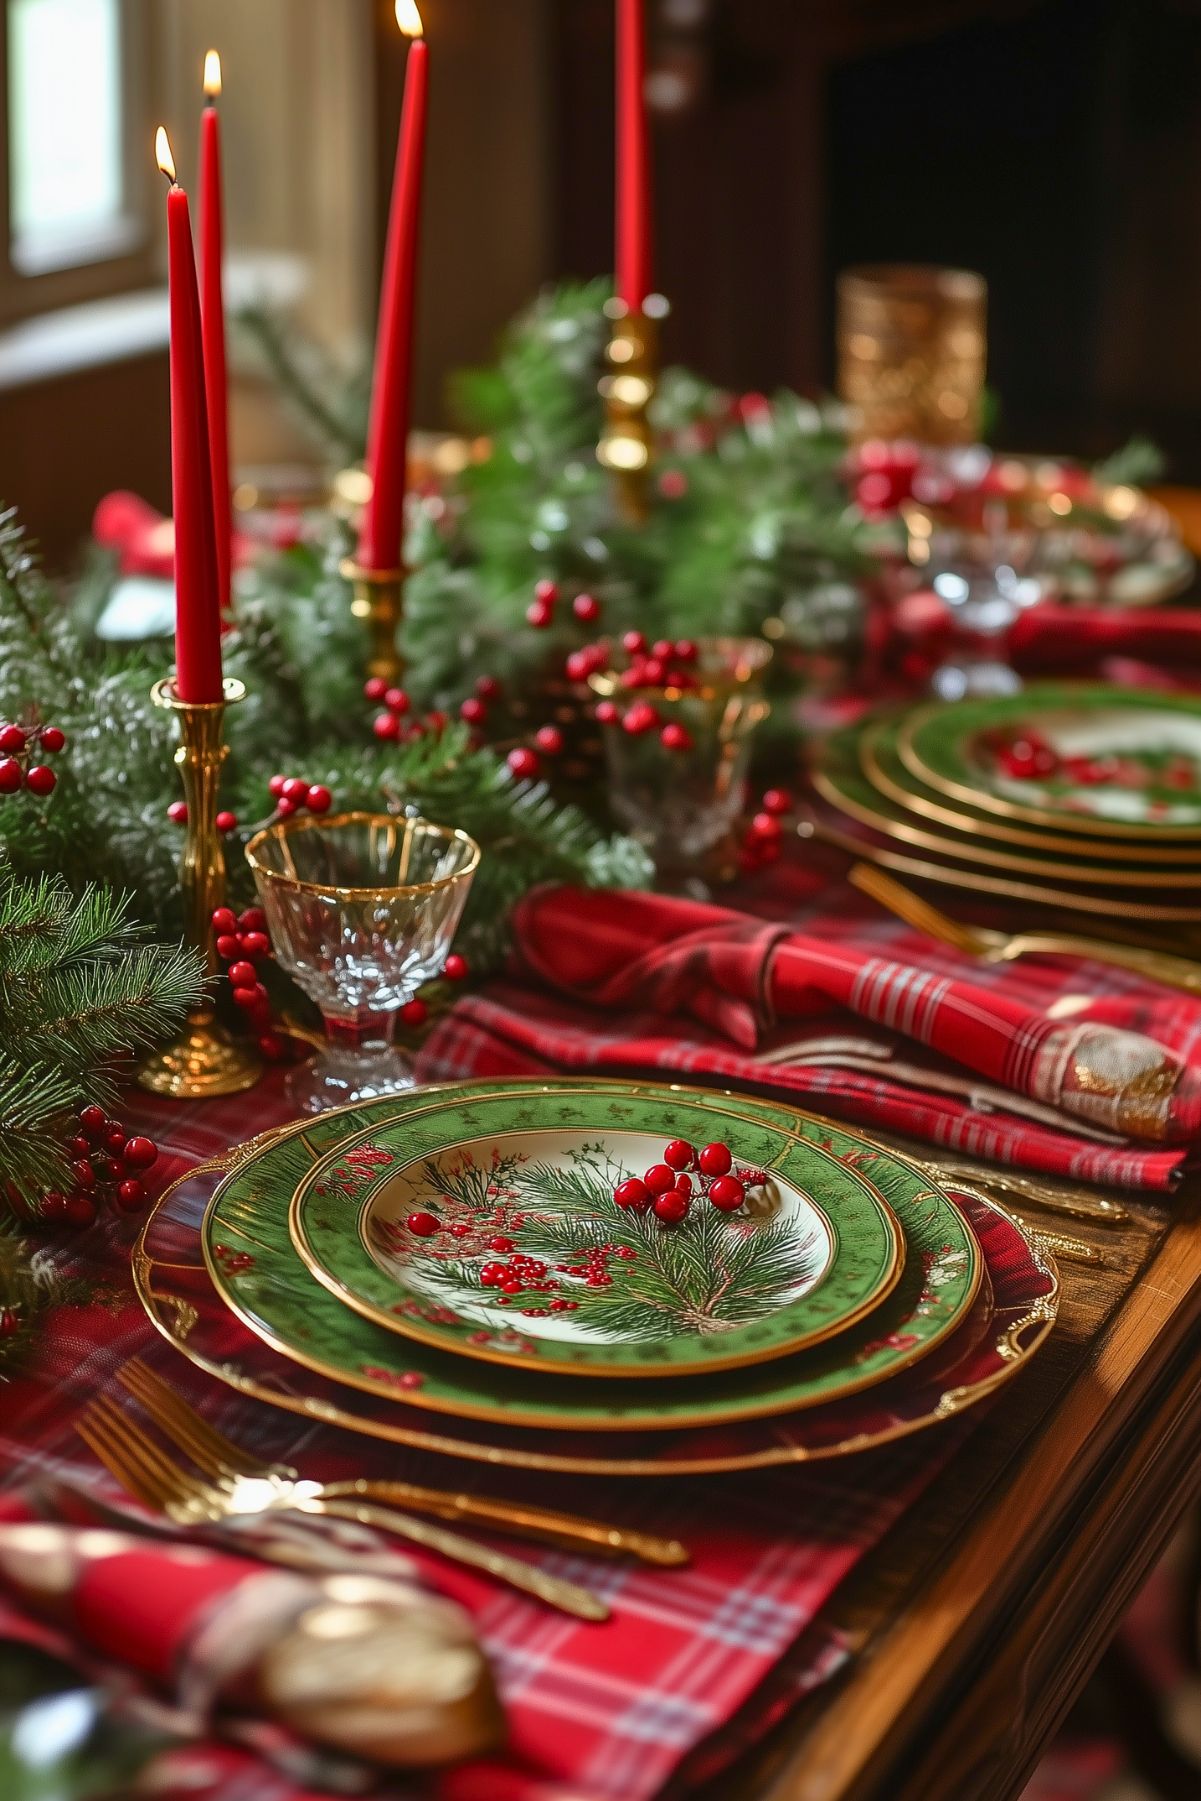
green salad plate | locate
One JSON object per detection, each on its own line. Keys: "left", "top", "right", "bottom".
{"left": 201, "top": 1078, "right": 981, "bottom": 1433}
{"left": 898, "top": 686, "right": 1201, "bottom": 839}
{"left": 814, "top": 719, "right": 1201, "bottom": 887}
{"left": 288, "top": 1087, "right": 901, "bottom": 1377}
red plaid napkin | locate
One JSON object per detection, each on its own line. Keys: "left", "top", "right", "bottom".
{"left": 0, "top": 1071, "right": 949, "bottom": 1801}
{"left": 415, "top": 868, "right": 1201, "bottom": 1191}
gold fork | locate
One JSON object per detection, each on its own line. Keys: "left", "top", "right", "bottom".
{"left": 77, "top": 1396, "right": 609, "bottom": 1621}
{"left": 116, "top": 1359, "right": 687, "bottom": 1567}
{"left": 849, "top": 862, "right": 1201, "bottom": 996}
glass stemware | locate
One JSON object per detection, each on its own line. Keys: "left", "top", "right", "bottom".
{"left": 589, "top": 637, "right": 772, "bottom": 894}
{"left": 245, "top": 812, "right": 479, "bottom": 1113}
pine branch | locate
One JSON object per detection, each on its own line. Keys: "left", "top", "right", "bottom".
{"left": 0, "top": 1060, "right": 79, "bottom": 1201}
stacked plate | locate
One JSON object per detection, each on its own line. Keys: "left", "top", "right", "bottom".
{"left": 812, "top": 684, "right": 1201, "bottom": 927}
{"left": 135, "top": 1077, "right": 1058, "bottom": 1476}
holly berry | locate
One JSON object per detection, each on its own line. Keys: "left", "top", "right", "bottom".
{"left": 275, "top": 796, "right": 298, "bottom": 817}
{"left": 623, "top": 702, "right": 659, "bottom": 736}
{"left": 65, "top": 1194, "right": 96, "bottom": 1228}
{"left": 488, "top": 1236, "right": 515, "bottom": 1252}
{"left": 751, "top": 812, "right": 782, "bottom": 841}
{"left": 166, "top": 799, "right": 187, "bottom": 823}
{"left": 123, "top": 1136, "right": 158, "bottom": 1170}
{"left": 239, "top": 909, "right": 268, "bottom": 932}
{"left": 241, "top": 931, "right": 271, "bottom": 961}
{"left": 595, "top": 700, "right": 620, "bottom": 726}
{"left": 364, "top": 677, "right": 388, "bottom": 703}
{"left": 306, "top": 785, "right": 333, "bottom": 814}
{"left": 257, "top": 1032, "right": 288, "bottom": 1061}
{"left": 762, "top": 788, "right": 793, "bottom": 816}
{"left": 401, "top": 998, "right": 428, "bottom": 1028}
{"left": 507, "top": 747, "right": 541, "bottom": 781}
{"left": 211, "top": 907, "right": 238, "bottom": 935}
{"left": 572, "top": 593, "right": 600, "bottom": 623}
{"left": 534, "top": 725, "right": 564, "bottom": 755}
{"left": 104, "top": 1126, "right": 128, "bottom": 1155}
{"left": 39, "top": 726, "right": 66, "bottom": 753}
{"left": 79, "top": 1104, "right": 107, "bottom": 1139}
{"left": 460, "top": 697, "right": 487, "bottom": 726}
{"left": 614, "top": 1176, "right": 651, "bottom": 1210}
{"left": 643, "top": 1163, "right": 676, "bottom": 1196}
{"left": 0, "top": 758, "right": 22, "bottom": 794}
{"left": 674, "top": 639, "right": 698, "bottom": 663}
{"left": 281, "top": 777, "right": 308, "bottom": 804}
{"left": 660, "top": 723, "right": 693, "bottom": 752}
{"left": 215, "top": 811, "right": 237, "bottom": 833}
{"left": 0, "top": 1308, "right": 18, "bottom": 1337}
{"left": 709, "top": 1175, "right": 746, "bottom": 1212}
{"left": 698, "top": 1142, "right": 733, "bottom": 1176}
{"left": 0, "top": 725, "right": 25, "bottom": 754}
{"left": 116, "top": 1179, "right": 146, "bottom": 1212}
{"left": 444, "top": 953, "right": 469, "bottom": 981}
{"left": 533, "top": 579, "right": 558, "bottom": 607}
{"left": 622, "top": 630, "right": 647, "bottom": 655}
{"left": 407, "top": 1211, "right": 440, "bottom": 1237}
{"left": 653, "top": 1191, "right": 690, "bottom": 1226}
{"left": 268, "top": 774, "right": 288, "bottom": 797}
{"left": 25, "top": 760, "right": 56, "bottom": 796}
{"left": 564, "top": 650, "right": 593, "bottom": 684}
{"left": 476, "top": 675, "right": 502, "bottom": 701}
{"left": 72, "top": 1159, "right": 96, "bottom": 1189}
{"left": 663, "top": 1139, "right": 693, "bottom": 1169}
{"left": 374, "top": 712, "right": 401, "bottom": 742}
{"left": 526, "top": 600, "right": 554, "bottom": 629}
{"left": 40, "top": 1192, "right": 67, "bottom": 1221}
{"left": 228, "top": 960, "right": 257, "bottom": 988}
{"left": 384, "top": 688, "right": 410, "bottom": 716}
{"left": 215, "top": 933, "right": 241, "bottom": 960}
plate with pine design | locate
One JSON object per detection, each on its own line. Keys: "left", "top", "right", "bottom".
{"left": 288, "top": 1090, "right": 904, "bottom": 1377}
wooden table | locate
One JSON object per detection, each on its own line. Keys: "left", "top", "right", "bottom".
{"left": 701, "top": 1168, "right": 1201, "bottom": 1801}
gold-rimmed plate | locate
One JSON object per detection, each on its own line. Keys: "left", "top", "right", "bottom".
{"left": 898, "top": 688, "right": 1201, "bottom": 840}
{"left": 862, "top": 716, "right": 1201, "bottom": 864}
{"left": 287, "top": 1089, "right": 903, "bottom": 1380}
{"left": 814, "top": 723, "right": 1201, "bottom": 888}
{"left": 197, "top": 1080, "right": 980, "bottom": 1434}
{"left": 133, "top": 1090, "right": 1052, "bottom": 1475}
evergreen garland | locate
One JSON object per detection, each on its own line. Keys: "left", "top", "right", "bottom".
{"left": 0, "top": 872, "right": 203, "bottom": 1208}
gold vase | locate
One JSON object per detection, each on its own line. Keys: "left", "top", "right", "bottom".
{"left": 837, "top": 264, "right": 986, "bottom": 445}
{"left": 136, "top": 678, "right": 262, "bottom": 1099}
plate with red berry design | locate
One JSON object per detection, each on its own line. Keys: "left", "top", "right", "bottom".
{"left": 899, "top": 688, "right": 1201, "bottom": 840}
{"left": 286, "top": 1090, "right": 905, "bottom": 1378}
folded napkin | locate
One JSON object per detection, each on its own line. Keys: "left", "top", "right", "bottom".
{"left": 416, "top": 871, "right": 1201, "bottom": 1190}
{"left": 0, "top": 1493, "right": 500, "bottom": 1775}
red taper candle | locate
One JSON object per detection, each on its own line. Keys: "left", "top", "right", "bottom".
{"left": 357, "top": 1, "right": 430, "bottom": 573}
{"left": 199, "top": 49, "right": 232, "bottom": 614}
{"left": 616, "top": 0, "right": 652, "bottom": 310}
{"left": 157, "top": 127, "right": 223, "bottom": 703}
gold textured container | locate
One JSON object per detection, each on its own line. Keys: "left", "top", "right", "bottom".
{"left": 837, "top": 265, "right": 986, "bottom": 446}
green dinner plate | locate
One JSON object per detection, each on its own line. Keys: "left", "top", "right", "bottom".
{"left": 288, "top": 1089, "right": 902, "bottom": 1377}
{"left": 203, "top": 1078, "right": 981, "bottom": 1432}
{"left": 814, "top": 720, "right": 1201, "bottom": 888}
{"left": 860, "top": 714, "right": 1201, "bottom": 864}
{"left": 899, "top": 687, "right": 1201, "bottom": 839}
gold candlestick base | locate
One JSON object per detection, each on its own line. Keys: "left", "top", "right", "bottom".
{"left": 136, "top": 677, "right": 261, "bottom": 1101}
{"left": 598, "top": 297, "right": 666, "bottom": 525}
{"left": 341, "top": 558, "right": 404, "bottom": 686}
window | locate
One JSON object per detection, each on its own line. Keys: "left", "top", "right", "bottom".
{"left": 1, "top": 0, "right": 155, "bottom": 324}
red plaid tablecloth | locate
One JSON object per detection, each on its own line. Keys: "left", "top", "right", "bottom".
{"left": 416, "top": 864, "right": 1201, "bottom": 1193}
{"left": 0, "top": 1071, "right": 955, "bottom": 1801}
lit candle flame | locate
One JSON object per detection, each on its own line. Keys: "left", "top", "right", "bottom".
{"left": 395, "top": 0, "right": 424, "bottom": 38}
{"left": 203, "top": 50, "right": 222, "bottom": 99}
{"left": 155, "top": 126, "right": 177, "bottom": 183}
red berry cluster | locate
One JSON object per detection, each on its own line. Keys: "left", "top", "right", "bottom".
{"left": 0, "top": 720, "right": 66, "bottom": 798}
{"left": 40, "top": 1104, "right": 158, "bottom": 1227}
{"left": 739, "top": 786, "right": 793, "bottom": 872}
{"left": 403, "top": 1211, "right": 636, "bottom": 1315}
{"left": 365, "top": 679, "right": 450, "bottom": 746}
{"left": 211, "top": 905, "right": 288, "bottom": 1062}
{"left": 577, "top": 633, "right": 702, "bottom": 753}
{"left": 526, "top": 579, "right": 601, "bottom": 633}
{"left": 398, "top": 954, "right": 469, "bottom": 1031}
{"left": 613, "top": 1138, "right": 760, "bottom": 1228}
{"left": 267, "top": 774, "right": 333, "bottom": 819}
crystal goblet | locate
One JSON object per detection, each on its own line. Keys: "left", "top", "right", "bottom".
{"left": 589, "top": 637, "right": 772, "bottom": 894}
{"left": 245, "top": 812, "right": 479, "bottom": 1114}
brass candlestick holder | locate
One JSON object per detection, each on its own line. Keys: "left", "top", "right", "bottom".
{"left": 341, "top": 558, "right": 404, "bottom": 686}
{"left": 137, "top": 677, "right": 262, "bottom": 1099}
{"left": 598, "top": 296, "right": 666, "bottom": 525}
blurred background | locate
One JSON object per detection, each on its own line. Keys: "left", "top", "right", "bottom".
{"left": 4, "top": 0, "right": 1201, "bottom": 564}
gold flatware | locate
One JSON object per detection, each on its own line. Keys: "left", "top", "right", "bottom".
{"left": 918, "top": 1158, "right": 1132, "bottom": 1229}
{"left": 849, "top": 861, "right": 1201, "bottom": 996}
{"left": 77, "top": 1397, "right": 610, "bottom": 1622}
{"left": 116, "top": 1359, "right": 688, "bottom": 1568}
